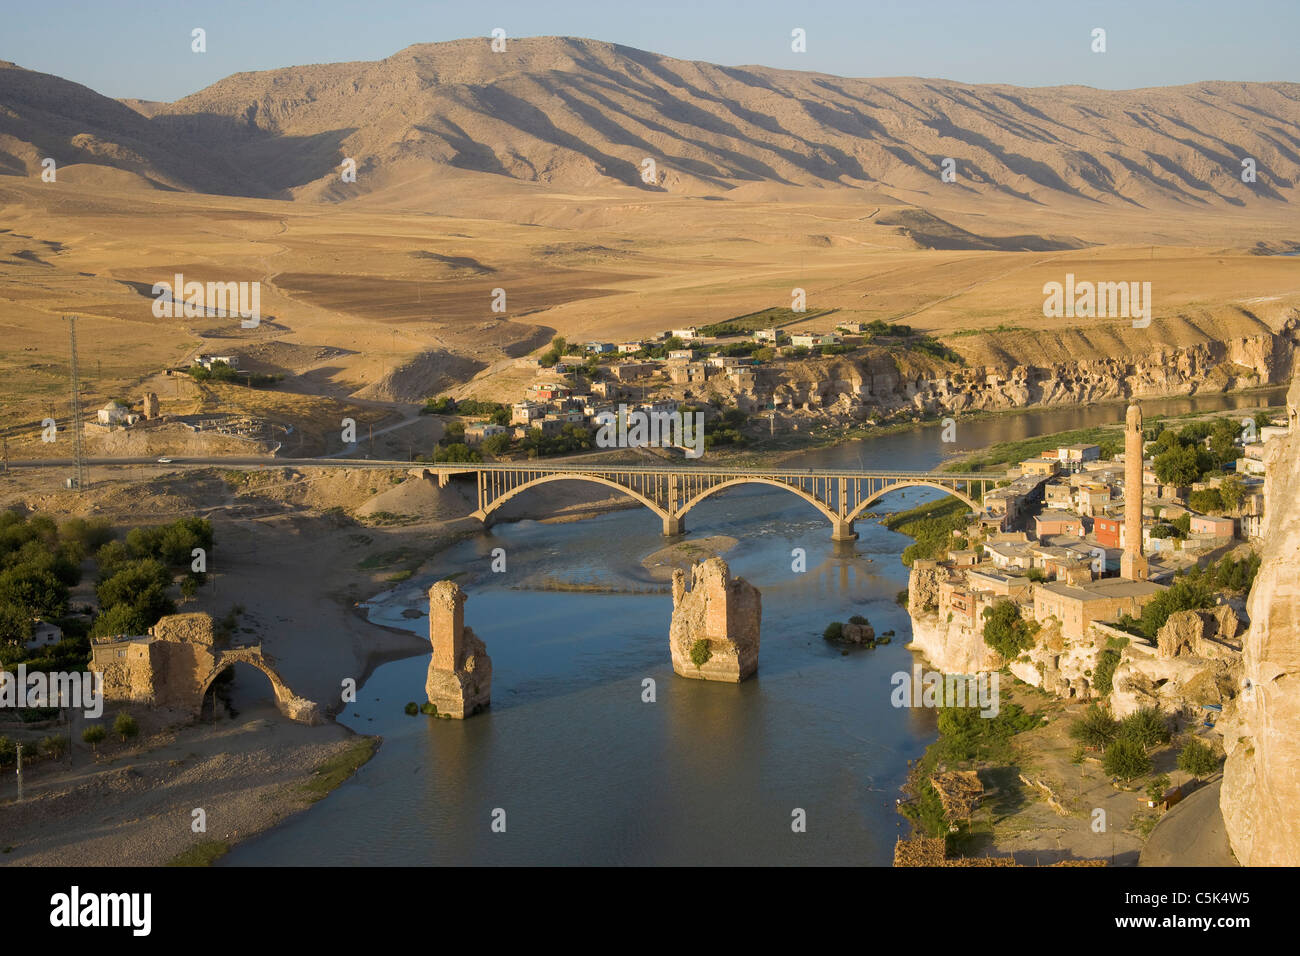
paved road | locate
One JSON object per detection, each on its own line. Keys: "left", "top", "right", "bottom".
{"left": 7, "top": 456, "right": 997, "bottom": 480}
{"left": 1138, "top": 775, "right": 1238, "bottom": 867}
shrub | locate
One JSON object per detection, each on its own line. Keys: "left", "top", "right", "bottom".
{"left": 1177, "top": 737, "right": 1219, "bottom": 779}
{"left": 689, "top": 639, "right": 712, "bottom": 668}
{"left": 822, "top": 621, "right": 844, "bottom": 642}
{"left": 420, "top": 701, "right": 437, "bottom": 716}
{"left": 113, "top": 712, "right": 139, "bottom": 742}
{"left": 82, "top": 725, "right": 107, "bottom": 752}
{"left": 404, "top": 701, "right": 419, "bottom": 716}
{"left": 1102, "top": 738, "right": 1153, "bottom": 780}
{"left": 40, "top": 735, "right": 68, "bottom": 758}
{"left": 0, "top": 736, "right": 14, "bottom": 766}
{"left": 849, "top": 615, "right": 869, "bottom": 625}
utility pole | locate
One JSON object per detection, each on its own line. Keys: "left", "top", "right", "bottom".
{"left": 65, "top": 315, "right": 86, "bottom": 491}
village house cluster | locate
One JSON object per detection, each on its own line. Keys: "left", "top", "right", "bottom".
{"left": 929, "top": 405, "right": 1284, "bottom": 645}
{"left": 472, "top": 320, "right": 863, "bottom": 445}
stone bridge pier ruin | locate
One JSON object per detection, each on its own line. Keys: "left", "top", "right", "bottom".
{"left": 426, "top": 581, "right": 493, "bottom": 718}
{"left": 669, "top": 558, "right": 762, "bottom": 682}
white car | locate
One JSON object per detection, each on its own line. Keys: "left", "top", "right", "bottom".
{"left": 157, "top": 457, "right": 174, "bottom": 464}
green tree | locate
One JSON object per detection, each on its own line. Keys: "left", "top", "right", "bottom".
{"left": 1154, "top": 444, "right": 1202, "bottom": 487}
{"left": 1118, "top": 706, "right": 1172, "bottom": 749}
{"left": 0, "top": 563, "right": 68, "bottom": 618}
{"left": 1146, "top": 773, "right": 1172, "bottom": 805}
{"left": 1177, "top": 737, "right": 1219, "bottom": 780}
{"left": 1218, "top": 475, "right": 1246, "bottom": 511}
{"left": 82, "top": 724, "right": 107, "bottom": 752}
{"left": 113, "top": 712, "right": 139, "bottom": 743}
{"left": 0, "top": 604, "right": 33, "bottom": 646}
{"left": 981, "top": 600, "right": 1036, "bottom": 659}
{"left": 482, "top": 432, "right": 512, "bottom": 457}
{"left": 1102, "top": 738, "right": 1153, "bottom": 780}
{"left": 40, "top": 735, "right": 68, "bottom": 759}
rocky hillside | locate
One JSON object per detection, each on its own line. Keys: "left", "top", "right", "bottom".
{"left": 2, "top": 38, "right": 1298, "bottom": 205}
{"left": 1219, "top": 369, "right": 1300, "bottom": 865}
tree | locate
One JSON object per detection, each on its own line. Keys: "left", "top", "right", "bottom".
{"left": 823, "top": 621, "right": 844, "bottom": 641}
{"left": 1118, "top": 706, "right": 1172, "bottom": 749}
{"left": 1188, "top": 488, "right": 1224, "bottom": 514}
{"left": 1103, "top": 738, "right": 1153, "bottom": 780}
{"left": 1069, "top": 704, "right": 1119, "bottom": 750}
{"left": 1177, "top": 737, "right": 1219, "bottom": 780}
{"left": 40, "top": 735, "right": 68, "bottom": 759}
{"left": 0, "top": 563, "right": 68, "bottom": 618}
{"left": 482, "top": 432, "right": 512, "bottom": 457}
{"left": 113, "top": 712, "right": 139, "bottom": 743}
{"left": 1146, "top": 773, "right": 1172, "bottom": 805}
{"left": 82, "top": 725, "right": 107, "bottom": 753}
{"left": 982, "top": 600, "right": 1036, "bottom": 659}
{"left": 1218, "top": 475, "right": 1246, "bottom": 511}
{"left": 1154, "top": 444, "right": 1202, "bottom": 487}
{"left": 0, "top": 604, "right": 32, "bottom": 646}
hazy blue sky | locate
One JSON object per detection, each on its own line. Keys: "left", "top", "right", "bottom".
{"left": 3, "top": 0, "right": 1296, "bottom": 101}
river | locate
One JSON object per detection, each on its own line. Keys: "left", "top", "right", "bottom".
{"left": 223, "top": 387, "right": 1283, "bottom": 865}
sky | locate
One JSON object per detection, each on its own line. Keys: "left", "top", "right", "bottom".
{"left": 2, "top": 0, "right": 1297, "bottom": 102}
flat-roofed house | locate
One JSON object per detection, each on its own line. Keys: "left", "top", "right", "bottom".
{"left": 1033, "top": 578, "right": 1166, "bottom": 642}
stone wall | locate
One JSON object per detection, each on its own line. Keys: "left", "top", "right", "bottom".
{"left": 1219, "top": 371, "right": 1300, "bottom": 865}
{"left": 669, "top": 558, "right": 761, "bottom": 682}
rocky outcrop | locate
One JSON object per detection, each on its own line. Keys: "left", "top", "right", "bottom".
{"left": 669, "top": 558, "right": 760, "bottom": 682}
{"left": 1110, "top": 610, "right": 1244, "bottom": 720}
{"left": 425, "top": 581, "right": 492, "bottom": 718}
{"left": 904, "top": 562, "right": 1002, "bottom": 674}
{"left": 1219, "top": 372, "right": 1300, "bottom": 866}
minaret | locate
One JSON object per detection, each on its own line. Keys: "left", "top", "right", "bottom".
{"left": 1120, "top": 402, "right": 1148, "bottom": 581}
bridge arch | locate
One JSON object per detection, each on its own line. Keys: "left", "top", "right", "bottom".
{"left": 678, "top": 477, "right": 840, "bottom": 525}
{"left": 846, "top": 480, "right": 981, "bottom": 523}
{"left": 196, "top": 650, "right": 316, "bottom": 722}
{"left": 474, "top": 473, "right": 671, "bottom": 525}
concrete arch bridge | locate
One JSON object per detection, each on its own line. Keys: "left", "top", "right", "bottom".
{"left": 414, "top": 463, "right": 1001, "bottom": 540}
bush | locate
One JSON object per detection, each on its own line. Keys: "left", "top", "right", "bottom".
{"left": 82, "top": 725, "right": 107, "bottom": 752}
{"left": 1102, "top": 738, "right": 1153, "bottom": 780}
{"left": 404, "top": 701, "right": 419, "bottom": 716}
{"left": 1177, "top": 737, "right": 1219, "bottom": 779}
{"left": 113, "top": 712, "right": 139, "bottom": 742}
{"left": 1069, "top": 704, "right": 1119, "bottom": 750}
{"left": 420, "top": 701, "right": 437, "bottom": 716}
{"left": 848, "top": 615, "right": 869, "bottom": 626}
{"left": 0, "top": 736, "right": 14, "bottom": 766}
{"left": 822, "top": 621, "right": 844, "bottom": 642}
{"left": 1119, "top": 706, "right": 1172, "bottom": 750}
{"left": 689, "top": 639, "right": 711, "bottom": 668}
{"left": 40, "top": 735, "right": 68, "bottom": 758}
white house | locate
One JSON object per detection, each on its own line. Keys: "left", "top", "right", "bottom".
{"left": 25, "top": 620, "right": 63, "bottom": 652}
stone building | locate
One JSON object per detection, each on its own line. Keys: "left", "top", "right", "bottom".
{"left": 142, "top": 392, "right": 160, "bottom": 420}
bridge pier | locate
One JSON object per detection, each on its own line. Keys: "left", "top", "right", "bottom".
{"left": 662, "top": 514, "right": 686, "bottom": 537}
{"left": 831, "top": 517, "right": 858, "bottom": 542}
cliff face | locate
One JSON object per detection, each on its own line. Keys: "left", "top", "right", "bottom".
{"left": 1219, "top": 373, "right": 1300, "bottom": 865}
{"left": 684, "top": 319, "right": 1297, "bottom": 424}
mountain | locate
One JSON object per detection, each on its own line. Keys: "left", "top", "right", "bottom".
{"left": 2, "top": 37, "right": 1298, "bottom": 207}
